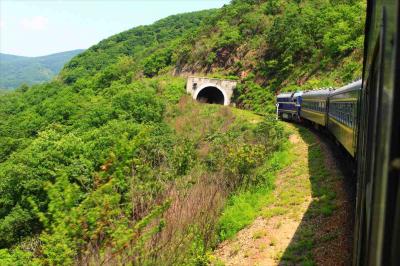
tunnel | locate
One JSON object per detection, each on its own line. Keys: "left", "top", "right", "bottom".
{"left": 196, "top": 86, "right": 225, "bottom": 105}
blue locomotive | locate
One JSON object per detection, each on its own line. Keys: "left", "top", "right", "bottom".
{"left": 276, "top": 91, "right": 303, "bottom": 121}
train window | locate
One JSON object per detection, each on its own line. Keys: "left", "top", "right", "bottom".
{"left": 329, "top": 102, "right": 354, "bottom": 127}
{"left": 303, "top": 101, "right": 327, "bottom": 113}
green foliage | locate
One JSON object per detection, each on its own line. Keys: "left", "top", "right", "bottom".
{"left": 0, "top": 65, "right": 286, "bottom": 264}
{"left": 60, "top": 10, "right": 215, "bottom": 84}
{"left": 215, "top": 21, "right": 242, "bottom": 50}
{"left": 262, "top": 0, "right": 282, "bottom": 15}
{"left": 112, "top": 86, "right": 165, "bottom": 123}
{"left": 143, "top": 49, "right": 173, "bottom": 77}
{"left": 161, "top": 78, "right": 186, "bottom": 103}
{"left": 0, "top": 248, "right": 38, "bottom": 266}
{"left": 217, "top": 136, "right": 291, "bottom": 241}
{"left": 261, "top": 0, "right": 365, "bottom": 90}
{"left": 173, "top": 0, "right": 364, "bottom": 100}
{"left": 234, "top": 80, "right": 275, "bottom": 114}
{"left": 0, "top": 0, "right": 365, "bottom": 264}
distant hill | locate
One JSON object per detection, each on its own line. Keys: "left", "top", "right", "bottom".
{"left": 0, "top": 49, "right": 84, "bottom": 89}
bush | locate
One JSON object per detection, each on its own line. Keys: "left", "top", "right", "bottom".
{"left": 112, "top": 87, "right": 165, "bottom": 123}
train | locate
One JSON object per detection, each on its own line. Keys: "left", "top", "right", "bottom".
{"left": 277, "top": 0, "right": 399, "bottom": 262}
{"left": 354, "top": 0, "right": 399, "bottom": 263}
{"left": 277, "top": 79, "right": 361, "bottom": 157}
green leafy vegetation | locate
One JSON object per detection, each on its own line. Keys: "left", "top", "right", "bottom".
{"left": 173, "top": 0, "right": 365, "bottom": 112}
{"left": 0, "top": 0, "right": 364, "bottom": 264}
{"left": 0, "top": 75, "right": 286, "bottom": 264}
{"left": 58, "top": 0, "right": 365, "bottom": 114}
{"left": 0, "top": 50, "right": 84, "bottom": 89}
{"left": 217, "top": 142, "right": 293, "bottom": 241}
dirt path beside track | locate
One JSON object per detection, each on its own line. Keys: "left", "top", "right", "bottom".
{"left": 213, "top": 124, "right": 355, "bottom": 265}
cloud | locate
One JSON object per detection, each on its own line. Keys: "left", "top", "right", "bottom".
{"left": 21, "top": 16, "right": 48, "bottom": 31}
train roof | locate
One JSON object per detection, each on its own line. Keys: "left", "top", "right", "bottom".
{"left": 276, "top": 92, "right": 294, "bottom": 98}
{"left": 276, "top": 91, "right": 303, "bottom": 98}
{"left": 302, "top": 89, "right": 331, "bottom": 98}
{"left": 293, "top": 91, "right": 303, "bottom": 98}
{"left": 330, "top": 79, "right": 362, "bottom": 96}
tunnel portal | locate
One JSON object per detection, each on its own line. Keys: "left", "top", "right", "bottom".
{"left": 186, "top": 77, "right": 237, "bottom": 106}
{"left": 196, "top": 86, "right": 225, "bottom": 105}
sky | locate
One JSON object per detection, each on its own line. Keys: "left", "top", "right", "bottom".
{"left": 0, "top": 0, "right": 231, "bottom": 57}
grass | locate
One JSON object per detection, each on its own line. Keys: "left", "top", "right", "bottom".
{"left": 258, "top": 243, "right": 268, "bottom": 251}
{"left": 320, "top": 230, "right": 339, "bottom": 243}
{"left": 214, "top": 123, "right": 341, "bottom": 265}
{"left": 217, "top": 135, "right": 294, "bottom": 242}
{"left": 217, "top": 186, "right": 275, "bottom": 241}
{"left": 281, "top": 226, "right": 315, "bottom": 262}
{"left": 252, "top": 229, "right": 267, "bottom": 239}
{"left": 208, "top": 255, "right": 226, "bottom": 266}
{"left": 231, "top": 108, "right": 264, "bottom": 124}
{"left": 299, "top": 127, "right": 337, "bottom": 217}
{"left": 262, "top": 206, "right": 287, "bottom": 218}
{"left": 279, "top": 126, "right": 339, "bottom": 265}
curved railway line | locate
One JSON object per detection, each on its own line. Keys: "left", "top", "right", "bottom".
{"left": 275, "top": 0, "right": 400, "bottom": 263}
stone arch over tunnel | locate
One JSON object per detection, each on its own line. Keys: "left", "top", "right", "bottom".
{"left": 195, "top": 86, "right": 225, "bottom": 105}
{"left": 187, "top": 77, "right": 236, "bottom": 106}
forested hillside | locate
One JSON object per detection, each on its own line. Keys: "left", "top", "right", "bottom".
{"left": 61, "top": 0, "right": 365, "bottom": 113}
{"left": 0, "top": 0, "right": 365, "bottom": 264}
{"left": 0, "top": 50, "right": 84, "bottom": 89}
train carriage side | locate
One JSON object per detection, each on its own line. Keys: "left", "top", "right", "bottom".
{"left": 352, "top": 0, "right": 400, "bottom": 262}
{"left": 301, "top": 89, "right": 331, "bottom": 126}
{"left": 327, "top": 80, "right": 362, "bottom": 157}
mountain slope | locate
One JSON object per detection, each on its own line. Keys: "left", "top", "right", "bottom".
{"left": 0, "top": 50, "right": 84, "bottom": 89}
{"left": 60, "top": 0, "right": 365, "bottom": 113}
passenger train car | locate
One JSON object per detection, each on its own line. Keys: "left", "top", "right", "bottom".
{"left": 276, "top": 0, "right": 399, "bottom": 261}
{"left": 353, "top": 0, "right": 399, "bottom": 264}
{"left": 301, "top": 88, "right": 331, "bottom": 127}
{"left": 328, "top": 80, "right": 362, "bottom": 157}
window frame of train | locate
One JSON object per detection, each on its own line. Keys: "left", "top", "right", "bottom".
{"left": 302, "top": 100, "right": 326, "bottom": 112}
{"left": 353, "top": 0, "right": 400, "bottom": 264}
{"left": 329, "top": 102, "right": 356, "bottom": 128}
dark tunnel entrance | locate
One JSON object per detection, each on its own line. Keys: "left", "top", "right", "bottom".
{"left": 196, "top": 86, "right": 225, "bottom": 105}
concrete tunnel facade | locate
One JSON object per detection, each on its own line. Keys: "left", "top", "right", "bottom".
{"left": 186, "top": 77, "right": 237, "bottom": 106}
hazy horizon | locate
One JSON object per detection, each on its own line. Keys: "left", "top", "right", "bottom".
{"left": 0, "top": 48, "right": 85, "bottom": 58}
